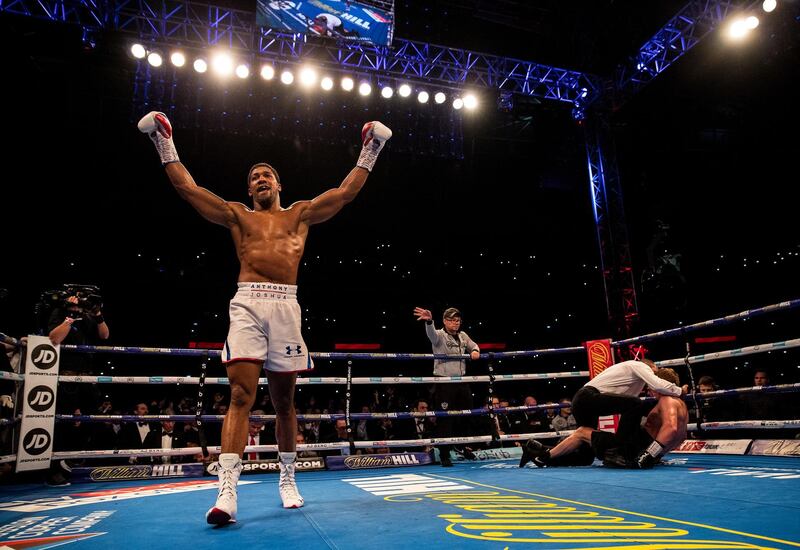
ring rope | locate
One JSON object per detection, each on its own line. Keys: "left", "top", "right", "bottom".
{"left": 4, "top": 419, "right": 799, "bottom": 465}
{"left": 656, "top": 338, "right": 800, "bottom": 367}
{"left": 48, "top": 382, "right": 800, "bottom": 426}
{"left": 689, "top": 382, "right": 800, "bottom": 398}
{"left": 58, "top": 345, "right": 584, "bottom": 359}
{"left": 0, "top": 432, "right": 574, "bottom": 463}
{"left": 2, "top": 299, "right": 791, "bottom": 360}
{"left": 687, "top": 419, "right": 800, "bottom": 431}
{"left": 4, "top": 300, "right": 797, "bottom": 471}
{"left": 8, "top": 299, "right": 795, "bottom": 366}
{"left": 614, "top": 298, "right": 800, "bottom": 346}
{"left": 53, "top": 371, "right": 590, "bottom": 385}
{"left": 55, "top": 404, "right": 569, "bottom": 423}
{"left": 50, "top": 383, "right": 800, "bottom": 424}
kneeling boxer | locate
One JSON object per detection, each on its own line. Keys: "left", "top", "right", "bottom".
{"left": 521, "top": 368, "right": 688, "bottom": 469}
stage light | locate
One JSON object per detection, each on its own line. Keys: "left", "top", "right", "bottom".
{"left": 260, "top": 65, "right": 275, "bottom": 80}
{"left": 762, "top": 0, "right": 776, "bottom": 12}
{"left": 453, "top": 98, "right": 464, "bottom": 110}
{"left": 321, "top": 77, "right": 334, "bottom": 90}
{"left": 281, "top": 70, "right": 295, "bottom": 84}
{"left": 131, "top": 44, "right": 147, "bottom": 59}
{"left": 728, "top": 18, "right": 749, "bottom": 39}
{"left": 398, "top": 84, "right": 412, "bottom": 97}
{"left": 463, "top": 94, "right": 478, "bottom": 110}
{"left": 342, "top": 77, "right": 354, "bottom": 91}
{"left": 147, "top": 51, "right": 163, "bottom": 67}
{"left": 434, "top": 92, "right": 446, "bottom": 104}
{"left": 358, "top": 82, "right": 372, "bottom": 96}
{"left": 170, "top": 52, "right": 186, "bottom": 67}
{"left": 417, "top": 91, "right": 429, "bottom": 103}
{"left": 194, "top": 58, "right": 208, "bottom": 73}
{"left": 746, "top": 15, "right": 760, "bottom": 29}
{"left": 299, "top": 66, "right": 318, "bottom": 87}
{"left": 235, "top": 64, "right": 250, "bottom": 79}
{"left": 381, "top": 86, "right": 394, "bottom": 98}
{"left": 211, "top": 52, "right": 234, "bottom": 76}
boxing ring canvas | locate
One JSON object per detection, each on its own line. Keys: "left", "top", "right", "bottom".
{"left": 1, "top": 454, "right": 798, "bottom": 548}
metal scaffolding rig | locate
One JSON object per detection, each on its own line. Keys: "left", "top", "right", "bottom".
{"left": 1, "top": 0, "right": 754, "bottom": 336}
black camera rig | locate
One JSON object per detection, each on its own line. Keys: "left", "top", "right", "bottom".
{"left": 34, "top": 284, "right": 103, "bottom": 328}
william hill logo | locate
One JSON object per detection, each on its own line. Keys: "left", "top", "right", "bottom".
{"left": 89, "top": 464, "right": 184, "bottom": 481}
{"left": 585, "top": 339, "right": 613, "bottom": 378}
{"left": 344, "top": 454, "right": 421, "bottom": 469}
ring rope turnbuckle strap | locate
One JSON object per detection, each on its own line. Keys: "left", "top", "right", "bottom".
{"left": 195, "top": 350, "right": 210, "bottom": 458}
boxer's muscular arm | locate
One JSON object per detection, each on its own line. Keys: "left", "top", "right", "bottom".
{"left": 635, "top": 397, "right": 688, "bottom": 468}
{"left": 138, "top": 111, "right": 236, "bottom": 228}
{"left": 654, "top": 398, "right": 688, "bottom": 450}
{"left": 299, "top": 167, "right": 369, "bottom": 226}
{"left": 300, "top": 121, "right": 392, "bottom": 226}
{"left": 165, "top": 163, "right": 237, "bottom": 228}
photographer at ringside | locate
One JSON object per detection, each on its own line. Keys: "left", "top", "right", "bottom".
{"left": 47, "top": 286, "right": 109, "bottom": 349}
{"left": 43, "top": 286, "right": 110, "bottom": 485}
{"left": 44, "top": 285, "right": 109, "bottom": 396}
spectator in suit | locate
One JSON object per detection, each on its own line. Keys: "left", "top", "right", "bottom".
{"left": 91, "top": 400, "right": 120, "bottom": 461}
{"left": 354, "top": 404, "right": 377, "bottom": 442}
{"left": 687, "top": 375, "right": 732, "bottom": 426}
{"left": 244, "top": 409, "right": 272, "bottom": 460}
{"left": 397, "top": 399, "right": 435, "bottom": 452}
{"left": 322, "top": 418, "right": 353, "bottom": 456}
{"left": 143, "top": 419, "right": 186, "bottom": 464}
{"left": 497, "top": 397, "right": 513, "bottom": 435}
{"left": 508, "top": 396, "right": 548, "bottom": 434}
{"left": 296, "top": 432, "right": 315, "bottom": 458}
{"left": 740, "top": 370, "right": 784, "bottom": 420}
{"left": 738, "top": 369, "right": 798, "bottom": 438}
{"left": 118, "top": 402, "right": 156, "bottom": 462}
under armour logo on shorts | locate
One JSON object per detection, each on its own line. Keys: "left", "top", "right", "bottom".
{"left": 286, "top": 345, "right": 303, "bottom": 355}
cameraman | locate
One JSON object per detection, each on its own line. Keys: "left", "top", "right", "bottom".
{"left": 47, "top": 292, "right": 109, "bottom": 408}
{"left": 48, "top": 295, "right": 109, "bottom": 346}
{"left": 45, "top": 292, "right": 109, "bottom": 485}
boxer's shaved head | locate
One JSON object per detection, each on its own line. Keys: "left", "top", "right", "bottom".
{"left": 248, "top": 163, "right": 280, "bottom": 185}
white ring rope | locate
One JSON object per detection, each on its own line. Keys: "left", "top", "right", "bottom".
{"left": 54, "top": 371, "right": 590, "bottom": 385}
{"left": 3, "top": 419, "right": 798, "bottom": 465}
{"left": 656, "top": 338, "right": 800, "bottom": 367}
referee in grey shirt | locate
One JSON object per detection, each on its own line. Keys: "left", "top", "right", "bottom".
{"left": 414, "top": 306, "right": 480, "bottom": 467}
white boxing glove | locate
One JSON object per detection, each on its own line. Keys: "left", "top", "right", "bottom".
{"left": 356, "top": 121, "right": 392, "bottom": 172}
{"left": 138, "top": 111, "right": 180, "bottom": 165}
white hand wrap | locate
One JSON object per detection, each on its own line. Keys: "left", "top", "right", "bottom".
{"left": 138, "top": 111, "right": 180, "bottom": 165}
{"left": 357, "top": 121, "right": 392, "bottom": 172}
{"left": 644, "top": 440, "right": 665, "bottom": 459}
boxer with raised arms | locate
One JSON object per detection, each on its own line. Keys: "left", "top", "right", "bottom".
{"left": 139, "top": 111, "right": 392, "bottom": 525}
